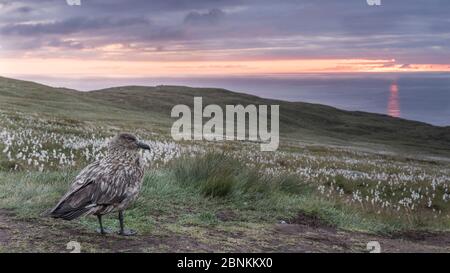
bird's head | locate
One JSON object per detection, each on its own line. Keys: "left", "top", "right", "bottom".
{"left": 108, "top": 133, "right": 150, "bottom": 153}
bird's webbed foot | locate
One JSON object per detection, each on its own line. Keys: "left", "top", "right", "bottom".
{"left": 118, "top": 229, "right": 137, "bottom": 236}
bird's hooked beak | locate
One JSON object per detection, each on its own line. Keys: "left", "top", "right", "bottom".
{"left": 137, "top": 141, "right": 150, "bottom": 150}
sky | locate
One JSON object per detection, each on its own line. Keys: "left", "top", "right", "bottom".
{"left": 1, "top": 0, "right": 450, "bottom": 79}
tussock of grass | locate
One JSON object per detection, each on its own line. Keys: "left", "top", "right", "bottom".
{"left": 171, "top": 152, "right": 311, "bottom": 199}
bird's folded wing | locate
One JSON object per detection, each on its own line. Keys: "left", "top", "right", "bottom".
{"left": 51, "top": 162, "right": 129, "bottom": 213}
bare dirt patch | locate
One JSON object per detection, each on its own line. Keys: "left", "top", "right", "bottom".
{"left": 215, "top": 209, "right": 237, "bottom": 222}
{"left": 271, "top": 212, "right": 450, "bottom": 253}
{"left": 389, "top": 230, "right": 450, "bottom": 247}
{"left": 0, "top": 210, "right": 13, "bottom": 246}
{"left": 288, "top": 212, "right": 336, "bottom": 230}
{"left": 0, "top": 209, "right": 449, "bottom": 253}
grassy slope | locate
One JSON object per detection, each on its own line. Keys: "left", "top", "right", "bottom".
{"left": 1, "top": 76, "right": 449, "bottom": 156}
{"left": 0, "top": 76, "right": 449, "bottom": 252}
{"left": 87, "top": 85, "right": 450, "bottom": 156}
{"left": 0, "top": 153, "right": 449, "bottom": 253}
{"left": 0, "top": 155, "right": 433, "bottom": 252}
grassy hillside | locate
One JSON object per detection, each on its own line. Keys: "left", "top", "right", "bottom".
{"left": 1, "top": 76, "right": 449, "bottom": 156}
{"left": 89, "top": 85, "right": 450, "bottom": 155}
{"left": 0, "top": 76, "right": 449, "bottom": 252}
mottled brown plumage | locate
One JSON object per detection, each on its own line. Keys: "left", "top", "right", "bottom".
{"left": 48, "top": 133, "right": 150, "bottom": 235}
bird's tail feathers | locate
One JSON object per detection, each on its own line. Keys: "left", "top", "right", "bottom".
{"left": 44, "top": 201, "right": 92, "bottom": 221}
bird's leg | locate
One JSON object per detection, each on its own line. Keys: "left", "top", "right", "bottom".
{"left": 118, "top": 211, "right": 137, "bottom": 236}
{"left": 96, "top": 215, "right": 112, "bottom": 235}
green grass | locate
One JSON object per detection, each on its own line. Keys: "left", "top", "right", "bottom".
{"left": 0, "top": 152, "right": 447, "bottom": 236}
{"left": 171, "top": 152, "right": 312, "bottom": 199}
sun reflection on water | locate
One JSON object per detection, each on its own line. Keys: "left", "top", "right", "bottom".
{"left": 388, "top": 82, "right": 400, "bottom": 118}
